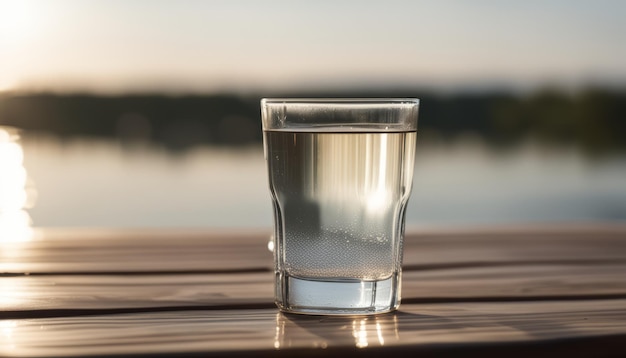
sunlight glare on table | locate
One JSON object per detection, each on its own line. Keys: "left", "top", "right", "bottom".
{"left": 273, "top": 313, "right": 397, "bottom": 350}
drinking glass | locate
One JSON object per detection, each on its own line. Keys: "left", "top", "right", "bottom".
{"left": 261, "top": 98, "right": 419, "bottom": 315}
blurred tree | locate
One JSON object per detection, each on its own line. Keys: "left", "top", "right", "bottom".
{"left": 0, "top": 89, "right": 624, "bottom": 153}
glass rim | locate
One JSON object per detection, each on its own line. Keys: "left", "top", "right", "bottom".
{"left": 261, "top": 98, "right": 419, "bottom": 105}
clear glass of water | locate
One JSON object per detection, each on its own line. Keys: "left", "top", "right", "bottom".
{"left": 261, "top": 98, "right": 419, "bottom": 315}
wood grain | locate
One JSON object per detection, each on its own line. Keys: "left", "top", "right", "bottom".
{"left": 2, "top": 225, "right": 625, "bottom": 274}
{"left": 1, "top": 300, "right": 625, "bottom": 357}
{"left": 1, "top": 263, "right": 626, "bottom": 316}
{"left": 1, "top": 225, "right": 625, "bottom": 357}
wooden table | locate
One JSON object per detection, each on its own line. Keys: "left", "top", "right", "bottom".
{"left": 1, "top": 225, "right": 625, "bottom": 357}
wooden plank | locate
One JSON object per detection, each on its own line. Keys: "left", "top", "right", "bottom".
{"left": 407, "top": 225, "right": 626, "bottom": 269}
{"left": 1, "top": 227, "right": 624, "bottom": 356}
{"left": 0, "top": 273, "right": 274, "bottom": 313}
{"left": 1, "top": 300, "right": 625, "bottom": 357}
{"left": 0, "top": 229, "right": 273, "bottom": 273}
{"left": 2, "top": 225, "right": 625, "bottom": 274}
{"left": 2, "top": 263, "right": 625, "bottom": 315}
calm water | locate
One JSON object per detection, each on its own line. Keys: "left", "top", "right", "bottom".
{"left": 15, "top": 134, "right": 626, "bottom": 228}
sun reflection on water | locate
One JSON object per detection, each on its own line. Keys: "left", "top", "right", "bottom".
{"left": 0, "top": 127, "right": 35, "bottom": 242}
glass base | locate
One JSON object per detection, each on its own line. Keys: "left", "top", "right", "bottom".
{"left": 275, "top": 272, "right": 400, "bottom": 315}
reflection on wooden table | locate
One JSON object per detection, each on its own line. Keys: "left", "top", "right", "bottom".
{"left": 1, "top": 225, "right": 625, "bottom": 357}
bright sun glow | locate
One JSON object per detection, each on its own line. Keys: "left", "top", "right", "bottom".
{"left": 0, "top": 0, "right": 41, "bottom": 43}
{"left": 0, "top": 0, "right": 44, "bottom": 92}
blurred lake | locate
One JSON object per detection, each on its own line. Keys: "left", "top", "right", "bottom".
{"left": 17, "top": 133, "right": 626, "bottom": 229}
{"left": 1, "top": 90, "right": 625, "bottom": 231}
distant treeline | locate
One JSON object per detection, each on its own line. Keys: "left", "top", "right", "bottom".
{"left": 0, "top": 88, "right": 625, "bottom": 152}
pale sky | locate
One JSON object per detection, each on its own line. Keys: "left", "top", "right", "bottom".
{"left": 1, "top": 0, "right": 625, "bottom": 93}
